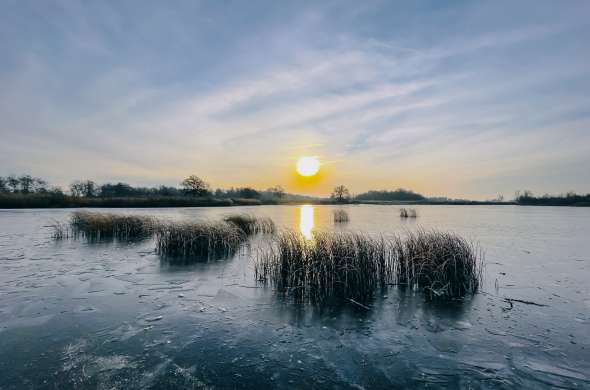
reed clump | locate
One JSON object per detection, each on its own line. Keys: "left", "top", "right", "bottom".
{"left": 400, "top": 208, "right": 417, "bottom": 218}
{"left": 333, "top": 209, "right": 350, "bottom": 223}
{"left": 156, "top": 222, "right": 245, "bottom": 263}
{"left": 256, "top": 231, "right": 391, "bottom": 304}
{"left": 69, "top": 211, "right": 156, "bottom": 241}
{"left": 223, "top": 213, "right": 275, "bottom": 235}
{"left": 392, "top": 230, "right": 482, "bottom": 298}
{"left": 256, "top": 229, "right": 482, "bottom": 304}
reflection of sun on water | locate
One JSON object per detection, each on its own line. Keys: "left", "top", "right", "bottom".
{"left": 299, "top": 205, "right": 314, "bottom": 240}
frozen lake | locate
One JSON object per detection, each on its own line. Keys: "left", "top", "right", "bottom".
{"left": 0, "top": 205, "right": 589, "bottom": 389}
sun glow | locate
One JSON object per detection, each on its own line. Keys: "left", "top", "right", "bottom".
{"left": 296, "top": 156, "right": 320, "bottom": 177}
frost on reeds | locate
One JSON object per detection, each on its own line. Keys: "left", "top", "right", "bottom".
{"left": 156, "top": 222, "right": 246, "bottom": 264}
{"left": 333, "top": 209, "right": 350, "bottom": 223}
{"left": 223, "top": 213, "right": 275, "bottom": 235}
{"left": 68, "top": 211, "right": 156, "bottom": 242}
{"left": 255, "top": 229, "right": 482, "bottom": 305}
{"left": 400, "top": 208, "right": 417, "bottom": 218}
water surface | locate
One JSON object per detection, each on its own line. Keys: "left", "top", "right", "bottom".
{"left": 0, "top": 205, "right": 589, "bottom": 389}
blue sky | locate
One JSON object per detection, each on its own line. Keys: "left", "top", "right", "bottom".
{"left": 1, "top": 0, "right": 589, "bottom": 199}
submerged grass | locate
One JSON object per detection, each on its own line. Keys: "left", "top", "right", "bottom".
{"left": 68, "top": 211, "right": 156, "bottom": 241}
{"left": 156, "top": 221, "right": 246, "bottom": 264}
{"left": 223, "top": 213, "right": 275, "bottom": 235}
{"left": 256, "top": 229, "right": 482, "bottom": 304}
{"left": 333, "top": 209, "right": 350, "bottom": 223}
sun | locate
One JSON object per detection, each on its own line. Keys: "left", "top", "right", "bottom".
{"left": 296, "top": 156, "right": 320, "bottom": 177}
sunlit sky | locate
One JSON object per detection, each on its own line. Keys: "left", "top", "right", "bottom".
{"left": 1, "top": 1, "right": 589, "bottom": 199}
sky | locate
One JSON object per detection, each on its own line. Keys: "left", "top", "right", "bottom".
{"left": 1, "top": 1, "right": 589, "bottom": 199}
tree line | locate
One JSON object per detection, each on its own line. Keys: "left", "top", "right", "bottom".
{"left": 0, "top": 174, "right": 425, "bottom": 203}
{"left": 515, "top": 190, "right": 590, "bottom": 206}
{"left": 354, "top": 189, "right": 425, "bottom": 202}
{"left": 0, "top": 175, "right": 57, "bottom": 194}
{"left": 0, "top": 174, "right": 285, "bottom": 200}
{"left": 7, "top": 174, "right": 585, "bottom": 206}
{"left": 328, "top": 186, "right": 426, "bottom": 203}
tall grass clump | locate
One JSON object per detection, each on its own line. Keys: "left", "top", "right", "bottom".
{"left": 255, "top": 231, "right": 391, "bottom": 305}
{"left": 400, "top": 208, "right": 417, "bottom": 218}
{"left": 333, "top": 209, "right": 350, "bottom": 223}
{"left": 256, "top": 229, "right": 482, "bottom": 305}
{"left": 69, "top": 211, "right": 156, "bottom": 241}
{"left": 156, "top": 222, "right": 245, "bottom": 263}
{"left": 223, "top": 214, "right": 275, "bottom": 235}
{"left": 392, "top": 230, "right": 482, "bottom": 297}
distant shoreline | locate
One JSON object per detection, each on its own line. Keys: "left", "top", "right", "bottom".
{"left": 350, "top": 200, "right": 514, "bottom": 206}
{"left": 1, "top": 193, "right": 589, "bottom": 209}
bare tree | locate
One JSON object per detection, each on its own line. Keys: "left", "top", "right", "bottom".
{"left": 70, "top": 181, "right": 84, "bottom": 197}
{"left": 0, "top": 177, "right": 7, "bottom": 193}
{"left": 181, "top": 175, "right": 210, "bottom": 196}
{"left": 331, "top": 185, "right": 350, "bottom": 203}
{"left": 82, "top": 180, "right": 98, "bottom": 197}
{"left": 33, "top": 177, "right": 48, "bottom": 193}
{"left": 18, "top": 175, "right": 34, "bottom": 194}
{"left": 7, "top": 175, "right": 19, "bottom": 192}
{"left": 70, "top": 180, "right": 97, "bottom": 197}
{"left": 267, "top": 185, "right": 285, "bottom": 199}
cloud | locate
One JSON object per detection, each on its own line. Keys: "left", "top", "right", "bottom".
{"left": 0, "top": 1, "right": 589, "bottom": 197}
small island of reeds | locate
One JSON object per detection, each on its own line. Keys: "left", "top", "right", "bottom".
{"left": 53, "top": 211, "right": 276, "bottom": 264}
{"left": 223, "top": 213, "right": 276, "bottom": 235}
{"left": 256, "top": 229, "right": 482, "bottom": 304}
{"left": 56, "top": 211, "right": 157, "bottom": 241}
{"left": 155, "top": 222, "right": 246, "bottom": 264}
{"left": 400, "top": 208, "right": 417, "bottom": 218}
{"left": 333, "top": 209, "right": 350, "bottom": 223}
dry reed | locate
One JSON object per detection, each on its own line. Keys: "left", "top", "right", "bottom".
{"left": 156, "top": 221, "right": 246, "bottom": 263}
{"left": 400, "top": 208, "right": 417, "bottom": 218}
{"left": 223, "top": 213, "right": 275, "bottom": 235}
{"left": 256, "top": 229, "right": 482, "bottom": 304}
{"left": 333, "top": 209, "right": 350, "bottom": 223}
{"left": 68, "top": 211, "right": 156, "bottom": 241}
{"left": 392, "top": 230, "right": 482, "bottom": 297}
